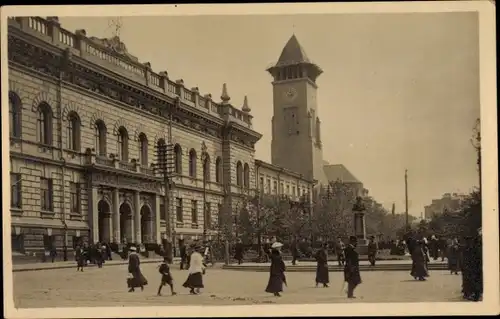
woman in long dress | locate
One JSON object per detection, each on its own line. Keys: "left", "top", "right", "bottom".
{"left": 410, "top": 240, "right": 429, "bottom": 281}
{"left": 127, "top": 246, "right": 148, "bottom": 292}
{"left": 265, "top": 242, "right": 286, "bottom": 297}
{"left": 182, "top": 245, "right": 206, "bottom": 295}
{"left": 447, "top": 238, "right": 460, "bottom": 275}
{"left": 315, "top": 243, "right": 329, "bottom": 288}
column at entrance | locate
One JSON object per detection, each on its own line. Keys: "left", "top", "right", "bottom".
{"left": 155, "top": 194, "right": 161, "bottom": 244}
{"left": 112, "top": 189, "right": 120, "bottom": 243}
{"left": 134, "top": 191, "right": 141, "bottom": 244}
{"left": 90, "top": 187, "right": 99, "bottom": 243}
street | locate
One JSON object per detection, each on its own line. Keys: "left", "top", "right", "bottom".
{"left": 13, "top": 263, "right": 463, "bottom": 308}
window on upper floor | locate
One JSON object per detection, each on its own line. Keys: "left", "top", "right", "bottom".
{"left": 40, "top": 177, "right": 53, "bottom": 212}
{"left": 236, "top": 161, "right": 243, "bottom": 186}
{"left": 9, "top": 92, "right": 22, "bottom": 139}
{"left": 37, "top": 102, "right": 53, "bottom": 145}
{"left": 95, "top": 120, "right": 107, "bottom": 156}
{"left": 189, "top": 149, "right": 197, "bottom": 178}
{"left": 10, "top": 173, "right": 22, "bottom": 209}
{"left": 67, "top": 111, "right": 81, "bottom": 152}
{"left": 70, "top": 182, "right": 81, "bottom": 214}
{"left": 243, "top": 163, "right": 250, "bottom": 188}
{"left": 138, "top": 133, "right": 148, "bottom": 166}
{"left": 117, "top": 126, "right": 129, "bottom": 162}
{"left": 174, "top": 144, "right": 182, "bottom": 174}
{"left": 191, "top": 200, "right": 198, "bottom": 224}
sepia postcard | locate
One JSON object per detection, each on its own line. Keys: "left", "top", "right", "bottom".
{"left": 1, "top": 2, "right": 498, "bottom": 318}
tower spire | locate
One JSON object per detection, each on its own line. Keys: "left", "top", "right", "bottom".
{"left": 242, "top": 95, "right": 251, "bottom": 113}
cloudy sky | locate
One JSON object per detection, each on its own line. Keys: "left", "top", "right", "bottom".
{"left": 59, "top": 12, "right": 480, "bottom": 216}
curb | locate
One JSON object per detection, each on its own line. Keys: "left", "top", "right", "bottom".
{"left": 222, "top": 264, "right": 448, "bottom": 272}
{"left": 12, "top": 259, "right": 164, "bottom": 273}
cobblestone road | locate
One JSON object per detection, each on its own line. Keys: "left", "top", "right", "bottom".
{"left": 13, "top": 263, "right": 463, "bottom": 308}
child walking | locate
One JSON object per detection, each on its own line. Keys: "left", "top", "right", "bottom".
{"left": 157, "top": 257, "right": 177, "bottom": 296}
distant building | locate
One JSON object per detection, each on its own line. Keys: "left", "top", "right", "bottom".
{"left": 424, "top": 193, "right": 468, "bottom": 219}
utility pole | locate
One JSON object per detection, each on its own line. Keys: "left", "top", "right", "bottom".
{"left": 405, "top": 169, "right": 409, "bottom": 229}
{"left": 201, "top": 141, "right": 208, "bottom": 242}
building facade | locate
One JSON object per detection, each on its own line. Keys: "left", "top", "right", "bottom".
{"left": 7, "top": 16, "right": 262, "bottom": 254}
{"left": 424, "top": 193, "right": 468, "bottom": 220}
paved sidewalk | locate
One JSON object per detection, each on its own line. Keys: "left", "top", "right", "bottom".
{"left": 229, "top": 259, "right": 447, "bottom": 267}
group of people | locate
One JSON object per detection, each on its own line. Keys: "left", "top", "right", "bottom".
{"left": 405, "top": 230, "right": 483, "bottom": 301}
{"left": 125, "top": 242, "right": 209, "bottom": 296}
{"left": 74, "top": 242, "right": 112, "bottom": 271}
{"left": 265, "top": 236, "right": 363, "bottom": 299}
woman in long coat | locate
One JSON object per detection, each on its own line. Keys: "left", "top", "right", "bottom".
{"left": 447, "top": 238, "right": 460, "bottom": 275}
{"left": 410, "top": 240, "right": 429, "bottom": 281}
{"left": 315, "top": 243, "right": 329, "bottom": 287}
{"left": 127, "top": 246, "right": 148, "bottom": 292}
{"left": 265, "top": 242, "right": 286, "bottom": 297}
{"left": 182, "top": 245, "right": 206, "bottom": 294}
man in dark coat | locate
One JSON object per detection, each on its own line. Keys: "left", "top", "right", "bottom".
{"left": 234, "top": 238, "right": 244, "bottom": 265}
{"left": 127, "top": 246, "right": 147, "bottom": 292}
{"left": 447, "top": 238, "right": 460, "bottom": 275}
{"left": 367, "top": 236, "right": 378, "bottom": 266}
{"left": 315, "top": 243, "right": 329, "bottom": 287}
{"left": 265, "top": 242, "right": 286, "bottom": 297}
{"left": 75, "top": 245, "right": 86, "bottom": 272}
{"left": 344, "top": 236, "right": 361, "bottom": 298}
{"left": 410, "top": 240, "right": 429, "bottom": 280}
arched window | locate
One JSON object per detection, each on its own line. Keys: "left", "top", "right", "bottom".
{"left": 189, "top": 149, "right": 197, "bottom": 178}
{"left": 95, "top": 120, "right": 107, "bottom": 156}
{"left": 174, "top": 144, "right": 182, "bottom": 174}
{"left": 215, "top": 157, "right": 222, "bottom": 183}
{"left": 67, "top": 112, "right": 81, "bottom": 152}
{"left": 202, "top": 153, "right": 210, "bottom": 182}
{"left": 243, "top": 163, "right": 250, "bottom": 188}
{"left": 9, "top": 92, "right": 22, "bottom": 138}
{"left": 37, "top": 102, "right": 52, "bottom": 145}
{"left": 236, "top": 161, "right": 243, "bottom": 186}
{"left": 138, "top": 133, "right": 148, "bottom": 166}
{"left": 117, "top": 126, "right": 129, "bottom": 162}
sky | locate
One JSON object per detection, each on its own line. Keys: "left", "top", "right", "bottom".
{"left": 58, "top": 12, "right": 480, "bottom": 217}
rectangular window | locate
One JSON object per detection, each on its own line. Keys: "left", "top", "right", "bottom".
{"left": 292, "top": 186, "right": 296, "bottom": 196}
{"left": 160, "top": 197, "right": 166, "bottom": 221}
{"left": 175, "top": 198, "right": 183, "bottom": 222}
{"left": 11, "top": 234, "right": 24, "bottom": 253}
{"left": 43, "top": 235, "right": 54, "bottom": 250}
{"left": 40, "top": 178, "right": 53, "bottom": 211}
{"left": 273, "top": 181, "right": 277, "bottom": 194}
{"left": 286, "top": 185, "right": 290, "bottom": 195}
{"left": 280, "top": 183, "right": 284, "bottom": 195}
{"left": 191, "top": 200, "right": 198, "bottom": 224}
{"left": 266, "top": 179, "right": 271, "bottom": 194}
{"left": 10, "top": 173, "right": 21, "bottom": 208}
{"left": 259, "top": 177, "right": 264, "bottom": 192}
{"left": 70, "top": 182, "right": 81, "bottom": 214}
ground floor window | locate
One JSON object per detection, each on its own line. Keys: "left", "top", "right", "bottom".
{"left": 43, "top": 235, "right": 55, "bottom": 250}
{"left": 72, "top": 236, "right": 82, "bottom": 249}
{"left": 11, "top": 234, "right": 24, "bottom": 253}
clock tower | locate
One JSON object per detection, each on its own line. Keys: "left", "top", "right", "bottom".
{"left": 267, "top": 35, "right": 328, "bottom": 185}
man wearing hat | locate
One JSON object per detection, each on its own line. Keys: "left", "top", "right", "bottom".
{"left": 265, "top": 241, "right": 287, "bottom": 297}
{"left": 344, "top": 236, "right": 361, "bottom": 298}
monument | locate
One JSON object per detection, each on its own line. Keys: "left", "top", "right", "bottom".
{"left": 352, "top": 196, "right": 368, "bottom": 254}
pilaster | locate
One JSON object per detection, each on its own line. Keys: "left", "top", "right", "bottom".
{"left": 134, "top": 191, "right": 141, "bottom": 244}
{"left": 155, "top": 194, "right": 161, "bottom": 244}
{"left": 112, "top": 189, "right": 120, "bottom": 243}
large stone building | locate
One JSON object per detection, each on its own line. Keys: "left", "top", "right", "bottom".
{"left": 7, "top": 17, "right": 318, "bottom": 255}
{"left": 424, "top": 193, "right": 468, "bottom": 220}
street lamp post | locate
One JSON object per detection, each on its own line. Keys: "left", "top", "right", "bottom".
{"left": 201, "top": 141, "right": 208, "bottom": 242}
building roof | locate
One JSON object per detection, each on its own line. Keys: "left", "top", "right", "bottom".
{"left": 276, "top": 34, "right": 311, "bottom": 66}
{"left": 323, "top": 164, "right": 361, "bottom": 184}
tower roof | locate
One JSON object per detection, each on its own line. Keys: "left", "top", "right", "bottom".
{"left": 276, "top": 34, "right": 311, "bottom": 66}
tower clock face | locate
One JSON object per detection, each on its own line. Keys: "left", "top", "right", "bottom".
{"left": 283, "top": 87, "right": 298, "bottom": 102}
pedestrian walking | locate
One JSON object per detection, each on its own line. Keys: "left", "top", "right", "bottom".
{"left": 410, "top": 240, "right": 429, "bottom": 281}
{"left": 157, "top": 256, "right": 177, "bottom": 296}
{"left": 127, "top": 246, "right": 148, "bottom": 292}
{"left": 343, "top": 236, "right": 361, "bottom": 299}
{"left": 447, "top": 238, "right": 460, "bottom": 275}
{"left": 367, "top": 236, "right": 378, "bottom": 266}
{"left": 75, "top": 245, "right": 86, "bottom": 272}
{"left": 234, "top": 238, "right": 244, "bottom": 265}
{"left": 291, "top": 239, "right": 299, "bottom": 266}
{"left": 182, "top": 245, "right": 206, "bottom": 295}
{"left": 314, "top": 242, "right": 329, "bottom": 288}
{"left": 265, "top": 242, "right": 286, "bottom": 297}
